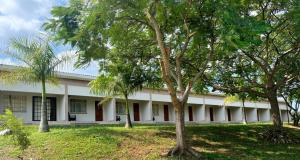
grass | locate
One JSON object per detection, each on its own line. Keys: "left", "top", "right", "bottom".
{"left": 0, "top": 123, "right": 300, "bottom": 160}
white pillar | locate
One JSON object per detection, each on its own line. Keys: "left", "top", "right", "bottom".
{"left": 236, "top": 107, "right": 243, "bottom": 122}
{"left": 144, "top": 100, "right": 152, "bottom": 121}
{"left": 63, "top": 84, "right": 68, "bottom": 121}
{"left": 200, "top": 104, "right": 205, "bottom": 122}
{"left": 252, "top": 108, "right": 258, "bottom": 122}
{"left": 218, "top": 105, "right": 226, "bottom": 122}
{"left": 106, "top": 98, "right": 116, "bottom": 121}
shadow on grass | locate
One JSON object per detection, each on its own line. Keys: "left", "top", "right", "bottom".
{"left": 26, "top": 123, "right": 300, "bottom": 160}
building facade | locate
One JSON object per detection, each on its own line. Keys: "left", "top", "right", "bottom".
{"left": 0, "top": 64, "right": 290, "bottom": 124}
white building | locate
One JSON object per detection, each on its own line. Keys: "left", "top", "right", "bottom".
{"left": 0, "top": 64, "right": 290, "bottom": 124}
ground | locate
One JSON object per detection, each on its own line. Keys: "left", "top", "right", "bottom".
{"left": 0, "top": 123, "right": 299, "bottom": 160}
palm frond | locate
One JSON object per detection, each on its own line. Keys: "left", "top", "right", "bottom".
{"left": 1, "top": 35, "right": 69, "bottom": 86}
{"left": 89, "top": 75, "right": 123, "bottom": 97}
{"left": 0, "top": 67, "right": 38, "bottom": 85}
{"left": 98, "top": 96, "right": 113, "bottom": 105}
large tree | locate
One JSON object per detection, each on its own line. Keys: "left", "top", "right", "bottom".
{"left": 210, "top": 0, "right": 300, "bottom": 129}
{"left": 45, "top": 0, "right": 222, "bottom": 157}
{"left": 1, "top": 36, "right": 69, "bottom": 132}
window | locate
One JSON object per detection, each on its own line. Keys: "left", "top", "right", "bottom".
{"left": 0, "top": 95, "right": 26, "bottom": 113}
{"left": 152, "top": 104, "right": 159, "bottom": 116}
{"left": 32, "top": 97, "right": 56, "bottom": 121}
{"left": 116, "top": 102, "right": 125, "bottom": 115}
{"left": 70, "top": 99, "right": 87, "bottom": 114}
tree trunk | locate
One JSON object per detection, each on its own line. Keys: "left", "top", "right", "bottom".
{"left": 268, "top": 91, "right": 283, "bottom": 128}
{"left": 293, "top": 114, "right": 299, "bottom": 126}
{"left": 39, "top": 79, "right": 49, "bottom": 132}
{"left": 294, "top": 119, "right": 299, "bottom": 126}
{"left": 124, "top": 96, "right": 132, "bottom": 128}
{"left": 174, "top": 103, "right": 186, "bottom": 153}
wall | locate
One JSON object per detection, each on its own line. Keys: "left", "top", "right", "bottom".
{"left": 257, "top": 109, "right": 270, "bottom": 122}
{"left": 245, "top": 108, "right": 257, "bottom": 122}
{"left": 0, "top": 76, "right": 290, "bottom": 124}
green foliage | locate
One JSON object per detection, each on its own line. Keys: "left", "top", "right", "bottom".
{"left": 211, "top": 0, "right": 300, "bottom": 99}
{"left": 0, "top": 109, "right": 30, "bottom": 150}
{"left": 1, "top": 36, "right": 70, "bottom": 85}
{"left": 44, "top": 0, "right": 223, "bottom": 93}
{"left": 0, "top": 35, "right": 71, "bottom": 132}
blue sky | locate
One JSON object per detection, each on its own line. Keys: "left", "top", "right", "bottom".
{"left": 0, "top": 0, "right": 98, "bottom": 76}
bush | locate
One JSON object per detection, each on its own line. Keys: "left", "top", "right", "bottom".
{"left": 0, "top": 109, "right": 30, "bottom": 150}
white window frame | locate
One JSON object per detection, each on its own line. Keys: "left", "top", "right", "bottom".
{"left": 70, "top": 99, "right": 87, "bottom": 114}
{"left": 0, "top": 95, "right": 27, "bottom": 113}
{"left": 116, "top": 102, "right": 126, "bottom": 115}
{"left": 152, "top": 104, "right": 159, "bottom": 116}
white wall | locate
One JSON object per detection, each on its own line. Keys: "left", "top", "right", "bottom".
{"left": 225, "top": 107, "right": 243, "bottom": 122}
{"left": 68, "top": 96, "right": 96, "bottom": 122}
{"left": 104, "top": 98, "right": 116, "bottom": 121}
{"left": 12, "top": 94, "right": 32, "bottom": 123}
{"left": 281, "top": 110, "right": 289, "bottom": 122}
{"left": 0, "top": 81, "right": 65, "bottom": 95}
{"left": 194, "top": 105, "right": 205, "bottom": 122}
{"left": 151, "top": 102, "right": 174, "bottom": 122}
{"left": 205, "top": 105, "right": 225, "bottom": 122}
{"left": 257, "top": 109, "right": 270, "bottom": 122}
{"left": 245, "top": 108, "right": 257, "bottom": 122}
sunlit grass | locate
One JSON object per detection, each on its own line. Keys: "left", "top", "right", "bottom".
{"left": 0, "top": 123, "right": 299, "bottom": 159}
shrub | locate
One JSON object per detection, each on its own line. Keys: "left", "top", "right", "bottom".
{"left": 0, "top": 109, "right": 30, "bottom": 150}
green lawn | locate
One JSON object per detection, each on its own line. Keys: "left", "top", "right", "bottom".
{"left": 0, "top": 123, "right": 299, "bottom": 160}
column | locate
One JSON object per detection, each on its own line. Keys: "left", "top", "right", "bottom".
{"left": 63, "top": 84, "right": 68, "bottom": 122}
{"left": 106, "top": 98, "right": 116, "bottom": 121}
{"left": 219, "top": 105, "right": 226, "bottom": 122}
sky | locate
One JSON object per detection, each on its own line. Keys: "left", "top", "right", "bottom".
{"left": 0, "top": 0, "right": 99, "bottom": 76}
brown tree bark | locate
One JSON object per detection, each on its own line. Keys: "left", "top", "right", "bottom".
{"left": 125, "top": 95, "right": 132, "bottom": 128}
{"left": 294, "top": 119, "right": 299, "bottom": 126}
{"left": 145, "top": 6, "right": 201, "bottom": 158}
{"left": 174, "top": 103, "right": 186, "bottom": 154}
{"left": 267, "top": 90, "right": 283, "bottom": 128}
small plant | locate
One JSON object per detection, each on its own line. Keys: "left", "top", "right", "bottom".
{"left": 0, "top": 109, "right": 30, "bottom": 150}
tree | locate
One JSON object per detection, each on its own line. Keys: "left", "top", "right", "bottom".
{"left": 210, "top": 0, "right": 300, "bottom": 130}
{"left": 45, "top": 0, "right": 222, "bottom": 157}
{"left": 281, "top": 82, "right": 300, "bottom": 126}
{"left": 89, "top": 61, "right": 160, "bottom": 128}
{"left": 1, "top": 36, "right": 69, "bottom": 132}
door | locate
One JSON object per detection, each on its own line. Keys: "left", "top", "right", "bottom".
{"left": 257, "top": 110, "right": 260, "bottom": 121}
{"left": 209, "top": 107, "right": 214, "bottom": 121}
{"left": 227, "top": 108, "right": 231, "bottom": 121}
{"left": 95, "top": 101, "right": 103, "bottom": 121}
{"left": 133, "top": 103, "right": 140, "bottom": 121}
{"left": 164, "top": 105, "right": 169, "bottom": 121}
{"left": 32, "top": 96, "right": 56, "bottom": 121}
{"left": 188, "top": 106, "right": 193, "bottom": 121}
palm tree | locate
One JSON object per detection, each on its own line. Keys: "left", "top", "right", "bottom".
{"left": 89, "top": 74, "right": 143, "bottom": 128}
{"left": 1, "top": 36, "right": 69, "bottom": 132}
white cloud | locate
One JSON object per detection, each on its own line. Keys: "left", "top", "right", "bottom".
{"left": 0, "top": 57, "right": 16, "bottom": 65}
{"left": 0, "top": 0, "right": 98, "bottom": 76}
{"left": 0, "top": 0, "right": 53, "bottom": 42}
